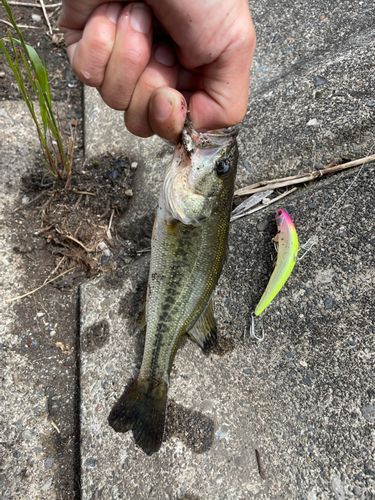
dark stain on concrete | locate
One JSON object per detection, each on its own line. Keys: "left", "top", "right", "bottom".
{"left": 165, "top": 400, "right": 215, "bottom": 454}
{"left": 81, "top": 320, "right": 110, "bottom": 352}
{"left": 211, "top": 335, "right": 236, "bottom": 356}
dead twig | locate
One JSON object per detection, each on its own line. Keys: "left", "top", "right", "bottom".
{"left": 55, "top": 227, "right": 94, "bottom": 253}
{"left": 0, "top": 18, "right": 40, "bottom": 28}
{"left": 231, "top": 189, "right": 273, "bottom": 219}
{"left": 99, "top": 199, "right": 110, "bottom": 219}
{"left": 5, "top": 266, "right": 76, "bottom": 303}
{"left": 234, "top": 154, "right": 375, "bottom": 197}
{"left": 230, "top": 188, "right": 298, "bottom": 222}
{"left": 50, "top": 419, "right": 60, "bottom": 434}
{"left": 73, "top": 194, "right": 82, "bottom": 211}
{"left": 255, "top": 449, "right": 266, "bottom": 480}
{"left": 34, "top": 224, "right": 54, "bottom": 234}
{"left": 12, "top": 190, "right": 54, "bottom": 212}
{"left": 38, "top": 0, "right": 52, "bottom": 34}
{"left": 107, "top": 210, "right": 114, "bottom": 239}
{"left": 72, "top": 190, "right": 96, "bottom": 196}
{"left": 7, "top": 1, "right": 61, "bottom": 8}
{"left": 43, "top": 255, "right": 65, "bottom": 284}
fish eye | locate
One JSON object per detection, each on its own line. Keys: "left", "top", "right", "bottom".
{"left": 215, "top": 159, "right": 231, "bottom": 178}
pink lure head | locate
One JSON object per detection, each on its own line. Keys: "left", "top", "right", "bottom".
{"left": 275, "top": 208, "right": 294, "bottom": 230}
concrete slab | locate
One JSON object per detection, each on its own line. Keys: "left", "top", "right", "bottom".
{"left": 84, "top": 85, "right": 172, "bottom": 246}
{"left": 0, "top": 102, "right": 57, "bottom": 499}
{"left": 80, "top": 165, "right": 375, "bottom": 499}
{"left": 80, "top": 1, "right": 375, "bottom": 499}
{"left": 239, "top": 0, "right": 375, "bottom": 186}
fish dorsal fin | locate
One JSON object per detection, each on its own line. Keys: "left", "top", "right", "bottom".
{"left": 188, "top": 296, "right": 218, "bottom": 353}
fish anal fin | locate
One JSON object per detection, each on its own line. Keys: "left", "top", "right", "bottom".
{"left": 134, "top": 302, "right": 146, "bottom": 334}
{"left": 188, "top": 296, "right": 219, "bottom": 353}
{"left": 133, "top": 285, "right": 147, "bottom": 334}
{"left": 108, "top": 377, "right": 168, "bottom": 456}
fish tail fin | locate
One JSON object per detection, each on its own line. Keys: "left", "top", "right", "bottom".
{"left": 108, "top": 377, "right": 168, "bottom": 456}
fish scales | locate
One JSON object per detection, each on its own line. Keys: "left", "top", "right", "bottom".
{"left": 108, "top": 118, "right": 239, "bottom": 455}
{"left": 143, "top": 197, "right": 230, "bottom": 379}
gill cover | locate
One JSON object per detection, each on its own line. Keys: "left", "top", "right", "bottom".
{"left": 163, "top": 118, "right": 238, "bottom": 226}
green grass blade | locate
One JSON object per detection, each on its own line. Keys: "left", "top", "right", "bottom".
{"left": 24, "top": 43, "right": 50, "bottom": 99}
{"left": 40, "top": 154, "right": 58, "bottom": 178}
{"left": 1, "top": 0, "right": 72, "bottom": 181}
{"left": 0, "top": 1, "right": 50, "bottom": 99}
{"left": 19, "top": 48, "right": 39, "bottom": 96}
{"left": 33, "top": 77, "right": 49, "bottom": 136}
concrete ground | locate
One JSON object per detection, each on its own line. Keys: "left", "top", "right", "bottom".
{"left": 1, "top": 0, "right": 374, "bottom": 499}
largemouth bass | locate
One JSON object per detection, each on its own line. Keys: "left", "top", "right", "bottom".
{"left": 108, "top": 118, "right": 239, "bottom": 455}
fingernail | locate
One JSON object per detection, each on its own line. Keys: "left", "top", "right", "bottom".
{"left": 154, "top": 44, "right": 176, "bottom": 67}
{"left": 106, "top": 3, "right": 121, "bottom": 24}
{"left": 130, "top": 3, "right": 152, "bottom": 34}
{"left": 152, "top": 89, "right": 174, "bottom": 122}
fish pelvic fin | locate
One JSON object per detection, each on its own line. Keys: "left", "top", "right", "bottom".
{"left": 188, "top": 296, "right": 219, "bottom": 353}
{"left": 108, "top": 377, "right": 168, "bottom": 456}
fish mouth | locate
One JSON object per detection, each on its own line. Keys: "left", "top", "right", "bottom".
{"left": 183, "top": 116, "right": 239, "bottom": 152}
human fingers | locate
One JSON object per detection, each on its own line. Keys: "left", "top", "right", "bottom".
{"left": 146, "top": 87, "right": 187, "bottom": 141}
{"left": 188, "top": 11, "right": 256, "bottom": 131}
{"left": 123, "top": 43, "right": 183, "bottom": 138}
{"left": 59, "top": 0, "right": 113, "bottom": 34}
{"left": 143, "top": 0, "right": 255, "bottom": 131}
{"left": 59, "top": 2, "right": 123, "bottom": 87}
{"left": 98, "top": 2, "right": 153, "bottom": 110}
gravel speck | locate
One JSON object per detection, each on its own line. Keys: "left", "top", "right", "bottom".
{"left": 314, "top": 76, "right": 327, "bottom": 86}
{"left": 215, "top": 424, "right": 229, "bottom": 439}
{"left": 361, "top": 404, "right": 375, "bottom": 423}
{"left": 84, "top": 457, "right": 97, "bottom": 469}
{"left": 40, "top": 478, "right": 53, "bottom": 491}
{"left": 44, "top": 456, "right": 54, "bottom": 470}
{"left": 303, "top": 377, "right": 312, "bottom": 387}
{"left": 307, "top": 119, "right": 319, "bottom": 127}
{"left": 331, "top": 475, "right": 346, "bottom": 499}
{"left": 256, "top": 219, "right": 268, "bottom": 232}
{"left": 353, "top": 486, "right": 362, "bottom": 497}
{"left": 324, "top": 297, "right": 333, "bottom": 309}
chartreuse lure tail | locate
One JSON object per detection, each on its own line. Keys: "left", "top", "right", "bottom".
{"left": 254, "top": 209, "right": 298, "bottom": 316}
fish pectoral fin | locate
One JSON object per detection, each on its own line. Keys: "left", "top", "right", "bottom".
{"left": 188, "top": 296, "right": 219, "bottom": 353}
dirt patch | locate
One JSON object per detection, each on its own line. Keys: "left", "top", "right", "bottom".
{"left": 4, "top": 148, "right": 139, "bottom": 498}
{"left": 18, "top": 154, "right": 135, "bottom": 275}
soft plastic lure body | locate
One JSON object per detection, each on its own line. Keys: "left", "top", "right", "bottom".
{"left": 254, "top": 209, "right": 298, "bottom": 316}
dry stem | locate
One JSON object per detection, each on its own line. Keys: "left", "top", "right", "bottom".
{"left": 5, "top": 266, "right": 76, "bottom": 303}
{"left": 234, "top": 154, "right": 375, "bottom": 197}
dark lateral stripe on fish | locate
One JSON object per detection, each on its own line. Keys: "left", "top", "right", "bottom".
{"left": 108, "top": 119, "right": 239, "bottom": 455}
{"left": 149, "top": 326, "right": 166, "bottom": 382}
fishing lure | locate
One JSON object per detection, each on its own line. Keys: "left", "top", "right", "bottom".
{"left": 254, "top": 208, "right": 299, "bottom": 317}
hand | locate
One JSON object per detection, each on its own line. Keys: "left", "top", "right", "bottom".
{"left": 59, "top": 1, "right": 256, "bottom": 141}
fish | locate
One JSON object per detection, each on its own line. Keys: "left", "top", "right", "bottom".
{"left": 254, "top": 208, "right": 298, "bottom": 316}
{"left": 108, "top": 117, "right": 239, "bottom": 455}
